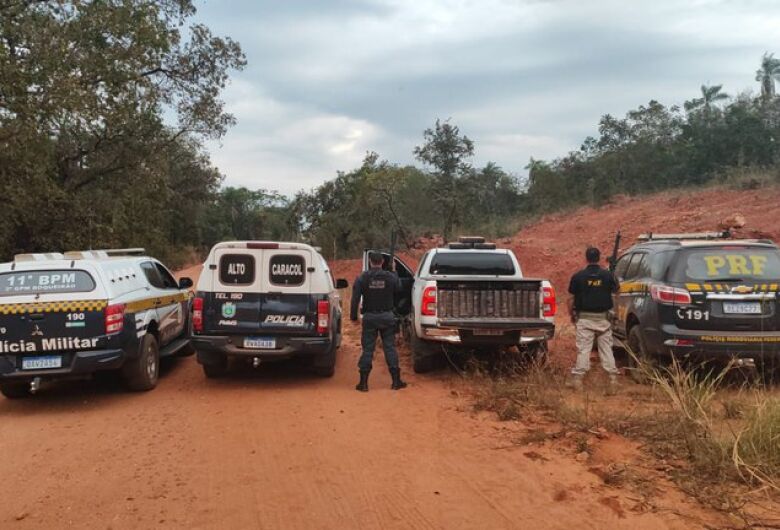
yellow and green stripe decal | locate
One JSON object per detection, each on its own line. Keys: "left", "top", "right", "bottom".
{"left": 0, "top": 299, "right": 108, "bottom": 315}
{"left": 0, "top": 293, "right": 189, "bottom": 316}
{"left": 126, "top": 293, "right": 190, "bottom": 313}
{"left": 619, "top": 281, "right": 647, "bottom": 294}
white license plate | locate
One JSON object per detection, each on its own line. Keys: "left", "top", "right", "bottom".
{"left": 723, "top": 302, "right": 762, "bottom": 314}
{"left": 22, "top": 356, "right": 62, "bottom": 370}
{"left": 473, "top": 329, "right": 504, "bottom": 336}
{"left": 243, "top": 337, "right": 276, "bottom": 349}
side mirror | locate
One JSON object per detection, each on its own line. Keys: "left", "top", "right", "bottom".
{"left": 178, "top": 277, "right": 194, "bottom": 289}
{"left": 336, "top": 278, "right": 349, "bottom": 289}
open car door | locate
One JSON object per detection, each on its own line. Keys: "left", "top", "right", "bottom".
{"left": 362, "top": 250, "right": 414, "bottom": 316}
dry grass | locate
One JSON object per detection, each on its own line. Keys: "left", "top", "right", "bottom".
{"left": 463, "top": 348, "right": 779, "bottom": 508}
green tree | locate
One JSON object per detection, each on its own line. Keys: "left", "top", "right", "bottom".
{"left": 756, "top": 52, "right": 780, "bottom": 101}
{"left": 0, "top": 0, "right": 245, "bottom": 258}
{"left": 413, "top": 119, "right": 474, "bottom": 240}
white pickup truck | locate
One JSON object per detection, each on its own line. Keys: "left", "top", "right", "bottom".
{"left": 363, "top": 237, "right": 557, "bottom": 372}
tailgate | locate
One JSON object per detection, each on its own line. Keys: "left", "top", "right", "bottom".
{"left": 204, "top": 248, "right": 317, "bottom": 335}
{"left": 436, "top": 279, "right": 551, "bottom": 328}
{"left": 0, "top": 299, "right": 108, "bottom": 355}
{"left": 203, "top": 292, "right": 317, "bottom": 335}
{"left": 674, "top": 282, "right": 779, "bottom": 332}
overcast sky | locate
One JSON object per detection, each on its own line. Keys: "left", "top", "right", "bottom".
{"left": 194, "top": 0, "right": 780, "bottom": 195}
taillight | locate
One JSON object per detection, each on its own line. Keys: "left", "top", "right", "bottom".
{"left": 421, "top": 286, "right": 437, "bottom": 316}
{"left": 650, "top": 284, "right": 692, "bottom": 305}
{"left": 192, "top": 297, "right": 204, "bottom": 333}
{"left": 105, "top": 304, "right": 125, "bottom": 335}
{"left": 542, "top": 285, "right": 557, "bottom": 317}
{"left": 317, "top": 300, "right": 330, "bottom": 335}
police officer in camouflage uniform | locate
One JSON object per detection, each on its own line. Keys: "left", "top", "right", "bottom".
{"left": 566, "top": 247, "right": 621, "bottom": 394}
{"left": 350, "top": 251, "right": 408, "bottom": 392}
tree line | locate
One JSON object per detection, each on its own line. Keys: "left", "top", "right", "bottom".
{"left": 0, "top": 0, "right": 244, "bottom": 266}
{"left": 3, "top": 2, "right": 779, "bottom": 263}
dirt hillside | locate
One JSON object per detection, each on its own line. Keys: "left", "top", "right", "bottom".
{"left": 511, "top": 186, "right": 780, "bottom": 300}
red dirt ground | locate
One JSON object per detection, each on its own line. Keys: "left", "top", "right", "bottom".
{"left": 1, "top": 186, "right": 779, "bottom": 528}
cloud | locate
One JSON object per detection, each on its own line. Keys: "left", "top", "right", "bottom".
{"left": 205, "top": 80, "right": 382, "bottom": 194}
{"left": 195, "top": 0, "right": 780, "bottom": 194}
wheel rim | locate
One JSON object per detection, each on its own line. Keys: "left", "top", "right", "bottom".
{"left": 146, "top": 344, "right": 157, "bottom": 381}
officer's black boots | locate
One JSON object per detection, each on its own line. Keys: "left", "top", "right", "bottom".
{"left": 390, "top": 368, "right": 407, "bottom": 390}
{"left": 355, "top": 370, "right": 369, "bottom": 392}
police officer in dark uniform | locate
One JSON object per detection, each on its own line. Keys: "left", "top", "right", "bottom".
{"left": 350, "top": 251, "right": 408, "bottom": 392}
{"left": 566, "top": 247, "right": 621, "bottom": 393}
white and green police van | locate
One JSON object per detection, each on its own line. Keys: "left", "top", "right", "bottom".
{"left": 191, "top": 241, "right": 349, "bottom": 378}
{"left": 0, "top": 249, "right": 194, "bottom": 398}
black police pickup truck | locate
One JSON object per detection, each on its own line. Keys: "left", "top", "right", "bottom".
{"left": 612, "top": 232, "right": 780, "bottom": 382}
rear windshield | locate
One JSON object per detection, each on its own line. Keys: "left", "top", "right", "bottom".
{"left": 670, "top": 247, "right": 780, "bottom": 282}
{"left": 429, "top": 252, "right": 515, "bottom": 276}
{"left": 0, "top": 270, "right": 96, "bottom": 296}
{"left": 219, "top": 254, "right": 255, "bottom": 285}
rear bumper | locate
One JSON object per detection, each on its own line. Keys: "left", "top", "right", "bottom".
{"left": 422, "top": 318, "right": 555, "bottom": 345}
{"left": 648, "top": 324, "right": 780, "bottom": 363}
{"left": 0, "top": 348, "right": 126, "bottom": 380}
{"left": 192, "top": 334, "right": 332, "bottom": 365}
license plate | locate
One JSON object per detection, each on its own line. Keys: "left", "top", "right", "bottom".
{"left": 22, "top": 356, "right": 62, "bottom": 370}
{"left": 473, "top": 329, "right": 504, "bottom": 336}
{"left": 243, "top": 337, "right": 276, "bottom": 349}
{"left": 723, "top": 302, "right": 762, "bottom": 314}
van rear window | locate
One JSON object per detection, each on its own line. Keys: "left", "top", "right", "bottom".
{"left": 670, "top": 247, "right": 780, "bottom": 281}
{"left": 429, "top": 252, "right": 515, "bottom": 276}
{"left": 270, "top": 255, "right": 306, "bottom": 286}
{"left": 0, "top": 270, "right": 96, "bottom": 296}
{"left": 219, "top": 254, "right": 255, "bottom": 285}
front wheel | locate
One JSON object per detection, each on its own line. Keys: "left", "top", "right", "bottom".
{"left": 122, "top": 334, "right": 160, "bottom": 391}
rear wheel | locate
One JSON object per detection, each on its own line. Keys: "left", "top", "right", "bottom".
{"left": 520, "top": 340, "right": 548, "bottom": 365}
{"left": 202, "top": 354, "right": 229, "bottom": 379}
{"left": 311, "top": 336, "right": 337, "bottom": 378}
{"left": 758, "top": 358, "right": 780, "bottom": 386}
{"left": 0, "top": 382, "right": 32, "bottom": 399}
{"left": 626, "top": 326, "right": 656, "bottom": 384}
{"left": 122, "top": 334, "right": 160, "bottom": 391}
{"left": 410, "top": 326, "right": 440, "bottom": 373}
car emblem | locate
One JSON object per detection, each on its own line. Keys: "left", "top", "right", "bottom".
{"left": 222, "top": 302, "right": 237, "bottom": 318}
{"left": 31, "top": 324, "right": 44, "bottom": 337}
{"left": 731, "top": 285, "right": 753, "bottom": 294}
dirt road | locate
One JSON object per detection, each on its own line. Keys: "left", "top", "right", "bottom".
{"left": 0, "top": 263, "right": 724, "bottom": 529}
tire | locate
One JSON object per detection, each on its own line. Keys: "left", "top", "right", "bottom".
{"left": 1, "top": 382, "right": 32, "bottom": 399}
{"left": 626, "top": 326, "right": 656, "bottom": 384}
{"left": 311, "top": 338, "right": 337, "bottom": 378}
{"left": 758, "top": 358, "right": 779, "bottom": 386}
{"left": 122, "top": 334, "right": 160, "bottom": 391}
{"left": 177, "top": 340, "right": 196, "bottom": 357}
{"left": 202, "top": 355, "right": 229, "bottom": 379}
{"left": 410, "top": 325, "right": 440, "bottom": 373}
{"left": 521, "top": 340, "right": 548, "bottom": 365}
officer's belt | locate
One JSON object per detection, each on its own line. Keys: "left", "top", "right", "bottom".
{"left": 578, "top": 311, "right": 609, "bottom": 320}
